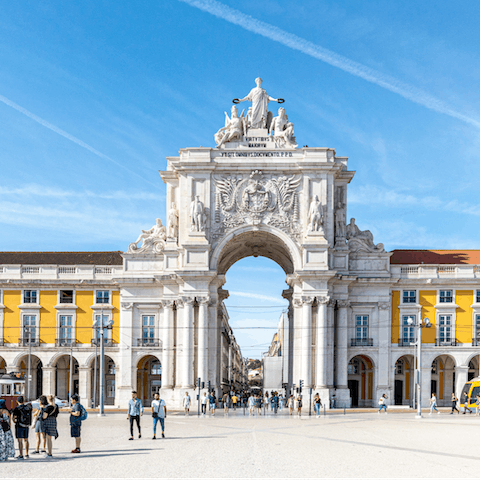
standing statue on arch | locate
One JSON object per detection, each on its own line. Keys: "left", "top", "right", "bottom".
{"left": 190, "top": 195, "right": 206, "bottom": 232}
{"left": 235, "top": 77, "right": 282, "bottom": 129}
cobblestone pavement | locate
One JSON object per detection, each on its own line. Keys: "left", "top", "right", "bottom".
{"left": 2, "top": 408, "right": 479, "bottom": 478}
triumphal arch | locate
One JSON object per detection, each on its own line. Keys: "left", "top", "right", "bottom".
{"left": 120, "top": 78, "right": 390, "bottom": 408}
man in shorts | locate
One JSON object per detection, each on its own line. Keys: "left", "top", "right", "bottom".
{"left": 12, "top": 395, "right": 32, "bottom": 459}
{"left": 68, "top": 394, "right": 82, "bottom": 453}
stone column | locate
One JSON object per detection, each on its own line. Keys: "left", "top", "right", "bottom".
{"left": 315, "top": 296, "right": 329, "bottom": 388}
{"left": 228, "top": 343, "right": 233, "bottom": 383}
{"left": 301, "top": 296, "right": 314, "bottom": 388}
{"left": 78, "top": 366, "right": 91, "bottom": 407}
{"left": 161, "top": 301, "right": 175, "bottom": 389}
{"left": 377, "top": 303, "right": 392, "bottom": 400}
{"left": 335, "top": 300, "right": 351, "bottom": 407}
{"left": 182, "top": 296, "right": 195, "bottom": 389}
{"left": 197, "top": 296, "right": 209, "bottom": 385}
{"left": 326, "top": 299, "right": 336, "bottom": 388}
{"left": 117, "top": 302, "right": 134, "bottom": 407}
{"left": 42, "top": 367, "right": 56, "bottom": 397}
{"left": 455, "top": 366, "right": 468, "bottom": 409}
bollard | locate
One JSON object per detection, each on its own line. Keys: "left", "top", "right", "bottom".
{"left": 344, "top": 407, "right": 346, "bottom": 415}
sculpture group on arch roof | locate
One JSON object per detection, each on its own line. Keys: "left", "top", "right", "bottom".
{"left": 214, "top": 77, "right": 297, "bottom": 149}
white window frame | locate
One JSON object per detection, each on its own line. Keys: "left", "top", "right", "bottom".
{"left": 92, "top": 312, "right": 113, "bottom": 344}
{"left": 58, "top": 289, "right": 76, "bottom": 305}
{"left": 476, "top": 290, "right": 480, "bottom": 304}
{"left": 438, "top": 314, "right": 453, "bottom": 344}
{"left": 58, "top": 314, "right": 75, "bottom": 345}
{"left": 402, "top": 290, "right": 417, "bottom": 304}
{"left": 397, "top": 294, "right": 421, "bottom": 345}
{"left": 438, "top": 289, "right": 454, "bottom": 304}
{"left": 141, "top": 314, "right": 156, "bottom": 345}
{"left": 22, "top": 289, "right": 39, "bottom": 305}
{"left": 94, "top": 289, "right": 111, "bottom": 305}
{"left": 355, "top": 315, "right": 369, "bottom": 340}
{"left": 401, "top": 315, "right": 416, "bottom": 344}
{"left": 21, "top": 313, "right": 39, "bottom": 344}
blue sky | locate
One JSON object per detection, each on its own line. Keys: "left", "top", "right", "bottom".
{"left": 1, "top": 0, "right": 479, "bottom": 357}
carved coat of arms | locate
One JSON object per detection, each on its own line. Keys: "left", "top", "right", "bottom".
{"left": 213, "top": 170, "right": 301, "bottom": 240}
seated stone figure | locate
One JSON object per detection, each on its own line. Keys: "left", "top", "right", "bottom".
{"left": 346, "top": 218, "right": 384, "bottom": 253}
{"left": 215, "top": 106, "right": 246, "bottom": 148}
{"left": 269, "top": 107, "right": 297, "bottom": 147}
{"left": 128, "top": 218, "right": 166, "bottom": 254}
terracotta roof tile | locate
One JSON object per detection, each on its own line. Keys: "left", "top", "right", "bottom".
{"left": 0, "top": 252, "right": 123, "bottom": 265}
{"left": 390, "top": 250, "right": 480, "bottom": 265}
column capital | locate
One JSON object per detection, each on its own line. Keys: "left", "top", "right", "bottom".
{"left": 181, "top": 296, "right": 196, "bottom": 306}
{"left": 162, "top": 300, "right": 175, "bottom": 309}
{"left": 327, "top": 298, "right": 336, "bottom": 308}
{"left": 337, "top": 300, "right": 349, "bottom": 308}
{"left": 301, "top": 296, "right": 315, "bottom": 305}
{"left": 121, "top": 302, "right": 134, "bottom": 310}
{"left": 316, "top": 296, "right": 330, "bottom": 305}
{"left": 197, "top": 296, "right": 210, "bottom": 305}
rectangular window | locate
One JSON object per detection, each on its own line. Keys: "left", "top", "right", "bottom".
{"left": 142, "top": 315, "right": 155, "bottom": 342}
{"left": 439, "top": 290, "right": 453, "bottom": 303}
{"left": 355, "top": 315, "right": 368, "bottom": 339}
{"left": 24, "top": 290, "right": 37, "bottom": 304}
{"left": 107, "top": 379, "right": 115, "bottom": 398}
{"left": 59, "top": 290, "right": 74, "bottom": 304}
{"left": 477, "top": 291, "right": 480, "bottom": 303}
{"left": 23, "top": 315, "right": 36, "bottom": 342}
{"left": 59, "top": 315, "right": 73, "bottom": 343}
{"left": 476, "top": 314, "right": 480, "bottom": 341}
{"left": 439, "top": 315, "right": 452, "bottom": 342}
{"left": 94, "top": 314, "right": 110, "bottom": 343}
{"left": 96, "top": 290, "right": 109, "bottom": 304}
{"left": 402, "top": 290, "right": 416, "bottom": 304}
{"left": 402, "top": 315, "right": 416, "bottom": 344}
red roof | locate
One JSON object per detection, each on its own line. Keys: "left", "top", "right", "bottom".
{"left": 390, "top": 250, "right": 480, "bottom": 265}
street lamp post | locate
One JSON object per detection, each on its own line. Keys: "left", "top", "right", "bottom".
{"left": 23, "top": 326, "right": 32, "bottom": 401}
{"left": 69, "top": 341, "right": 74, "bottom": 407}
{"left": 96, "top": 312, "right": 114, "bottom": 417}
{"left": 408, "top": 314, "right": 431, "bottom": 418}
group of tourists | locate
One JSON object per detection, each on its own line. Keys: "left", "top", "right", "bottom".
{"left": 0, "top": 394, "right": 86, "bottom": 461}
{"left": 377, "top": 391, "right": 480, "bottom": 415}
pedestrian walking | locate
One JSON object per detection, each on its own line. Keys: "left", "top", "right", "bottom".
{"left": 271, "top": 393, "right": 279, "bottom": 414}
{"left": 476, "top": 394, "right": 480, "bottom": 416}
{"left": 264, "top": 392, "right": 269, "bottom": 411}
{"left": 378, "top": 394, "right": 388, "bottom": 414}
{"left": 0, "top": 399, "right": 15, "bottom": 461}
{"left": 222, "top": 392, "right": 230, "bottom": 415}
{"left": 313, "top": 393, "right": 322, "bottom": 418}
{"left": 463, "top": 392, "right": 473, "bottom": 414}
{"left": 151, "top": 393, "right": 166, "bottom": 439}
{"left": 32, "top": 396, "right": 47, "bottom": 454}
{"left": 12, "top": 396, "right": 32, "bottom": 459}
{"left": 127, "top": 390, "right": 143, "bottom": 440}
{"left": 208, "top": 391, "right": 216, "bottom": 416}
{"left": 429, "top": 393, "right": 440, "bottom": 415}
{"left": 183, "top": 392, "right": 191, "bottom": 416}
{"left": 232, "top": 393, "right": 238, "bottom": 411}
{"left": 201, "top": 392, "right": 208, "bottom": 416}
{"left": 42, "top": 395, "right": 59, "bottom": 458}
{"left": 255, "top": 394, "right": 262, "bottom": 415}
{"left": 450, "top": 393, "right": 459, "bottom": 414}
{"left": 278, "top": 394, "right": 284, "bottom": 411}
{"left": 288, "top": 395, "right": 294, "bottom": 415}
{"left": 68, "top": 394, "right": 84, "bottom": 453}
{"left": 296, "top": 396, "right": 303, "bottom": 416}
{"left": 248, "top": 394, "right": 255, "bottom": 416}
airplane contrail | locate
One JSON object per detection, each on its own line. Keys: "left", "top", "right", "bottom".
{"left": 180, "top": 0, "right": 480, "bottom": 129}
{"left": 0, "top": 94, "right": 160, "bottom": 188}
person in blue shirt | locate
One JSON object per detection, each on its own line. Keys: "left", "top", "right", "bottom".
{"left": 127, "top": 391, "right": 143, "bottom": 440}
{"left": 151, "top": 393, "right": 166, "bottom": 440}
{"left": 68, "top": 394, "right": 82, "bottom": 453}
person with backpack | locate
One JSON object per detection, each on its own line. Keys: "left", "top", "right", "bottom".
{"left": 68, "top": 394, "right": 85, "bottom": 453}
{"left": 12, "top": 396, "right": 32, "bottom": 459}
{"left": 0, "top": 399, "right": 15, "bottom": 461}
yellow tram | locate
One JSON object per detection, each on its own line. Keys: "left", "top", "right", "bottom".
{"left": 460, "top": 376, "right": 480, "bottom": 410}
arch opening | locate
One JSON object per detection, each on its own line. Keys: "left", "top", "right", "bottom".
{"left": 348, "top": 355, "right": 375, "bottom": 407}
{"left": 52, "top": 354, "right": 79, "bottom": 400}
{"left": 89, "top": 355, "right": 116, "bottom": 406}
{"left": 431, "top": 355, "right": 456, "bottom": 406}
{"left": 394, "top": 355, "right": 414, "bottom": 406}
{"left": 136, "top": 355, "right": 161, "bottom": 407}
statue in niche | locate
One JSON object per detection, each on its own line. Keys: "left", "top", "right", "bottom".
{"left": 215, "top": 105, "right": 246, "bottom": 148}
{"left": 128, "top": 218, "right": 166, "bottom": 254}
{"left": 190, "top": 195, "right": 206, "bottom": 232}
{"left": 307, "top": 195, "right": 324, "bottom": 233}
{"left": 269, "top": 107, "right": 297, "bottom": 147}
{"left": 346, "top": 218, "right": 385, "bottom": 253}
{"left": 167, "top": 202, "right": 179, "bottom": 240}
{"left": 235, "top": 77, "right": 282, "bottom": 129}
{"left": 335, "top": 188, "right": 347, "bottom": 238}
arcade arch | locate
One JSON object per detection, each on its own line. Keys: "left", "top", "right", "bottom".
{"left": 0, "top": 356, "right": 5, "bottom": 375}
{"left": 347, "top": 355, "right": 374, "bottom": 407}
{"left": 136, "top": 355, "right": 161, "bottom": 407}
{"left": 17, "top": 354, "right": 43, "bottom": 400}
{"left": 431, "top": 355, "right": 456, "bottom": 406}
{"left": 394, "top": 355, "right": 414, "bottom": 406}
{"left": 52, "top": 354, "right": 79, "bottom": 400}
{"left": 89, "top": 355, "right": 116, "bottom": 406}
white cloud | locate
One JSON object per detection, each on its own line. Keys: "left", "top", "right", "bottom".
{"left": 180, "top": 0, "right": 480, "bottom": 129}
{"left": 228, "top": 291, "right": 288, "bottom": 304}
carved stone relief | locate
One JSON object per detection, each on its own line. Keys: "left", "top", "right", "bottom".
{"left": 213, "top": 170, "right": 301, "bottom": 241}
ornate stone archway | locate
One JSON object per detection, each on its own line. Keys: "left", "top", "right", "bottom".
{"left": 119, "top": 79, "right": 390, "bottom": 408}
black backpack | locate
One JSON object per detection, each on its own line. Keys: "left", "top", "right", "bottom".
{"left": 17, "top": 404, "right": 32, "bottom": 426}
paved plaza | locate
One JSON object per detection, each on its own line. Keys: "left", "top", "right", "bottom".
{"left": 2, "top": 409, "right": 479, "bottom": 478}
